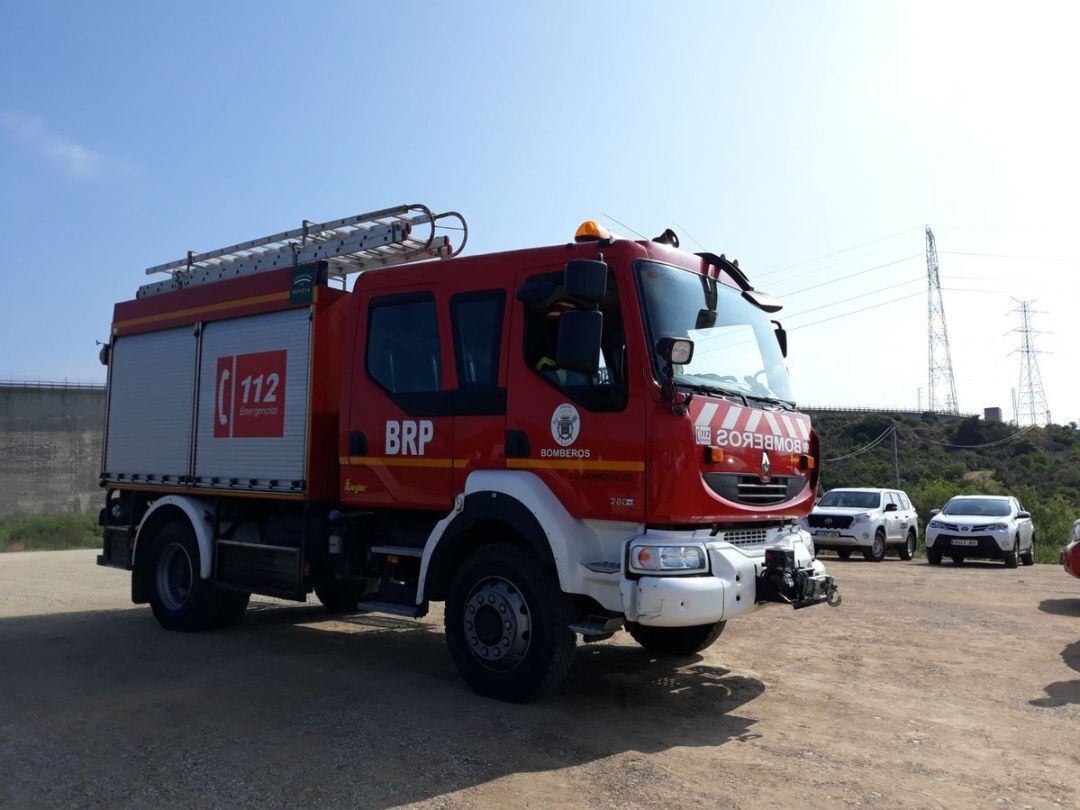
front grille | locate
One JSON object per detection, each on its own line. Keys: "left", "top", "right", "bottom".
{"left": 704, "top": 473, "right": 804, "bottom": 506}
{"left": 720, "top": 528, "right": 768, "bottom": 549}
{"left": 935, "top": 521, "right": 959, "bottom": 531}
{"left": 808, "top": 514, "right": 854, "bottom": 529}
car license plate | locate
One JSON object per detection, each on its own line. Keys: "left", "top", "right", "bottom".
{"left": 952, "top": 538, "right": 978, "bottom": 546}
{"left": 815, "top": 530, "right": 840, "bottom": 537}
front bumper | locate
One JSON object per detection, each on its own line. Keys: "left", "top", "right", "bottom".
{"left": 927, "top": 530, "right": 1012, "bottom": 559}
{"left": 618, "top": 529, "right": 838, "bottom": 627}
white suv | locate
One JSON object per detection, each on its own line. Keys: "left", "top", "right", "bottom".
{"left": 803, "top": 488, "right": 919, "bottom": 562}
{"left": 925, "top": 495, "right": 1035, "bottom": 568}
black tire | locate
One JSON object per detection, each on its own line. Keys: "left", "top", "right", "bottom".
{"left": 836, "top": 548, "right": 852, "bottom": 560}
{"left": 863, "top": 530, "right": 887, "bottom": 562}
{"left": 1020, "top": 534, "right": 1035, "bottom": 566}
{"left": 898, "top": 530, "right": 917, "bottom": 561}
{"left": 627, "top": 620, "right": 726, "bottom": 656}
{"left": 148, "top": 520, "right": 223, "bottom": 632}
{"left": 1004, "top": 537, "right": 1019, "bottom": 569}
{"left": 315, "top": 581, "right": 371, "bottom": 613}
{"left": 445, "top": 542, "right": 575, "bottom": 702}
{"left": 927, "top": 549, "right": 942, "bottom": 566}
{"left": 952, "top": 555, "right": 964, "bottom": 565}
{"left": 214, "top": 591, "right": 250, "bottom": 627}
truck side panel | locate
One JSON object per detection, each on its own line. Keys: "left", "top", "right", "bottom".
{"left": 104, "top": 326, "right": 196, "bottom": 481}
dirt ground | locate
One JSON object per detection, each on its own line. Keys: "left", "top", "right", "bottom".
{"left": 1, "top": 550, "right": 1078, "bottom": 808}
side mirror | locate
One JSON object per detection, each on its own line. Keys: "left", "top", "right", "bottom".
{"left": 556, "top": 310, "right": 603, "bottom": 374}
{"left": 884, "top": 502, "right": 898, "bottom": 513}
{"left": 930, "top": 508, "right": 941, "bottom": 517}
{"left": 1017, "top": 510, "right": 1031, "bottom": 519}
{"left": 772, "top": 320, "right": 787, "bottom": 358}
{"left": 656, "top": 337, "right": 694, "bottom": 366}
{"left": 564, "top": 260, "right": 608, "bottom": 303}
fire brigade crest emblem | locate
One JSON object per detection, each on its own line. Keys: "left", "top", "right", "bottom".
{"left": 551, "top": 403, "right": 580, "bottom": 447}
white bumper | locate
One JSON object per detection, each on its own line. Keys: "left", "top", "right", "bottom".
{"left": 618, "top": 528, "right": 827, "bottom": 627}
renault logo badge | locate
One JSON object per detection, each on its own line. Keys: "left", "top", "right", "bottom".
{"left": 759, "top": 451, "right": 771, "bottom": 482}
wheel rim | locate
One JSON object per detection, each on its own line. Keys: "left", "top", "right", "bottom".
{"left": 873, "top": 534, "right": 885, "bottom": 558}
{"left": 463, "top": 576, "right": 531, "bottom": 671}
{"left": 156, "top": 541, "right": 193, "bottom": 611}
{"left": 907, "top": 534, "right": 916, "bottom": 556}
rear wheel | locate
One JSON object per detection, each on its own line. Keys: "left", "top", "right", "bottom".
{"left": 315, "top": 581, "right": 371, "bottom": 613}
{"left": 863, "top": 529, "right": 887, "bottom": 562}
{"left": 215, "top": 591, "right": 250, "bottom": 627}
{"left": 627, "top": 621, "right": 726, "bottom": 656}
{"left": 445, "top": 543, "right": 575, "bottom": 702}
{"left": 898, "top": 530, "right": 917, "bottom": 561}
{"left": 836, "top": 548, "right": 852, "bottom": 560}
{"left": 148, "top": 521, "right": 223, "bottom": 631}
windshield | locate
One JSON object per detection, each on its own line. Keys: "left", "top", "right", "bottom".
{"left": 818, "top": 491, "right": 881, "bottom": 509}
{"left": 942, "top": 498, "right": 1012, "bottom": 517}
{"left": 636, "top": 260, "right": 792, "bottom": 402}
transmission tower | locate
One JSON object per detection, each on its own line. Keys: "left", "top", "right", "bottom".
{"left": 925, "top": 226, "right": 959, "bottom": 413}
{"left": 1010, "top": 299, "right": 1051, "bottom": 426}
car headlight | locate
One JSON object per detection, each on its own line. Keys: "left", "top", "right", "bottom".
{"left": 984, "top": 523, "right": 1008, "bottom": 532}
{"left": 928, "top": 520, "right": 946, "bottom": 530}
{"left": 851, "top": 513, "right": 871, "bottom": 524}
{"left": 629, "top": 543, "right": 708, "bottom": 573}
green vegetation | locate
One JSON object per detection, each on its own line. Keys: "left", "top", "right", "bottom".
{"left": 813, "top": 412, "right": 1080, "bottom": 563}
{"left": 0, "top": 513, "right": 102, "bottom": 552}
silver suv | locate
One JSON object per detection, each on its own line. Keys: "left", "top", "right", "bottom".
{"left": 803, "top": 488, "right": 920, "bottom": 562}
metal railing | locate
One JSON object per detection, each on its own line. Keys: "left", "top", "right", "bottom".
{"left": 0, "top": 378, "right": 106, "bottom": 390}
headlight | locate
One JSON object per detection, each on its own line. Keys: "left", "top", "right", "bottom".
{"left": 851, "top": 513, "right": 871, "bottom": 524}
{"left": 928, "top": 520, "right": 946, "bottom": 530}
{"left": 629, "top": 543, "right": 708, "bottom": 573}
{"left": 984, "top": 523, "right": 1008, "bottom": 532}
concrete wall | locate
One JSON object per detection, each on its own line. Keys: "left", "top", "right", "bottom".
{"left": 0, "top": 384, "right": 105, "bottom": 517}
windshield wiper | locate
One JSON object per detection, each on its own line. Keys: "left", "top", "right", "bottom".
{"left": 745, "top": 393, "right": 798, "bottom": 410}
{"left": 674, "top": 380, "right": 748, "bottom": 405}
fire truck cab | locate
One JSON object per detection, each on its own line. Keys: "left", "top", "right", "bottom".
{"left": 98, "top": 206, "right": 837, "bottom": 701}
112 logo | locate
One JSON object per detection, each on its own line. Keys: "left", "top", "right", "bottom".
{"left": 213, "top": 350, "right": 287, "bottom": 438}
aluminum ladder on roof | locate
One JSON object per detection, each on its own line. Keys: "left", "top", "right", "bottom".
{"left": 137, "top": 203, "right": 468, "bottom": 299}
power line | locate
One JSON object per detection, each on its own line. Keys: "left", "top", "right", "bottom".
{"left": 782, "top": 277, "right": 923, "bottom": 321}
{"left": 903, "top": 424, "right": 1037, "bottom": 448}
{"left": 758, "top": 227, "right": 921, "bottom": 279}
{"left": 673, "top": 220, "right": 706, "bottom": 251}
{"left": 941, "top": 251, "right": 1080, "bottom": 263}
{"left": 823, "top": 426, "right": 895, "bottom": 462}
{"left": 788, "top": 291, "right": 925, "bottom": 331}
{"left": 774, "top": 254, "right": 922, "bottom": 297}
{"left": 600, "top": 212, "right": 647, "bottom": 240}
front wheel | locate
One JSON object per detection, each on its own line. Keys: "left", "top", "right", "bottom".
{"left": 837, "top": 548, "right": 852, "bottom": 560}
{"left": 627, "top": 621, "right": 726, "bottom": 656}
{"left": 927, "top": 549, "right": 942, "bottom": 566}
{"left": 863, "top": 530, "right": 887, "bottom": 562}
{"left": 1004, "top": 537, "right": 1019, "bottom": 569}
{"left": 445, "top": 543, "right": 576, "bottom": 702}
{"left": 898, "top": 530, "right": 917, "bottom": 561}
{"left": 1020, "top": 534, "right": 1035, "bottom": 566}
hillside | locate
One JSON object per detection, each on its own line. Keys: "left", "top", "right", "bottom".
{"left": 810, "top": 411, "right": 1080, "bottom": 562}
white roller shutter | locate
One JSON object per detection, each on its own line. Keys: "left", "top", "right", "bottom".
{"left": 104, "top": 326, "right": 197, "bottom": 481}
{"left": 194, "top": 308, "right": 312, "bottom": 489}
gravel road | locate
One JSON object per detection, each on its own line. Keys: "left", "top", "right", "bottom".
{"left": 1, "top": 549, "right": 1078, "bottom": 808}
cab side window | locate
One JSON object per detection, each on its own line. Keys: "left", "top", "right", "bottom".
{"left": 521, "top": 271, "right": 628, "bottom": 412}
{"left": 367, "top": 294, "right": 440, "bottom": 394}
{"left": 451, "top": 291, "right": 504, "bottom": 389}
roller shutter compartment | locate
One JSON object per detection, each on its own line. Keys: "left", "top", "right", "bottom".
{"left": 104, "top": 326, "right": 197, "bottom": 482}
{"left": 194, "top": 308, "right": 312, "bottom": 491}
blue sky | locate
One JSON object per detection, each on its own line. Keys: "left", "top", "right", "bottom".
{"left": 2, "top": 1, "right": 1078, "bottom": 421}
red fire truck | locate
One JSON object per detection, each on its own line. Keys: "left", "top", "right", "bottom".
{"left": 97, "top": 204, "right": 838, "bottom": 701}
